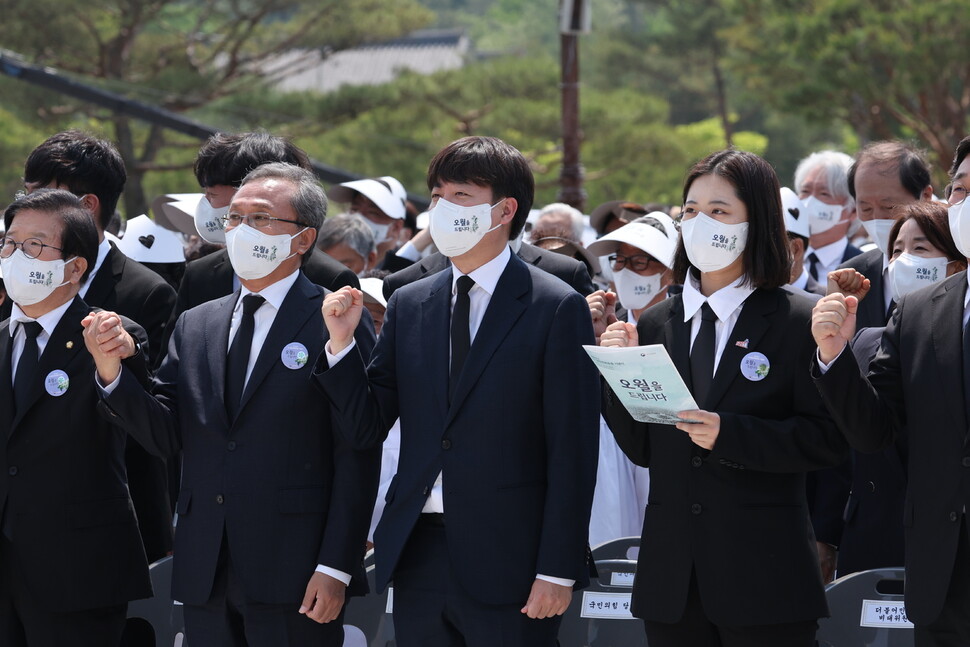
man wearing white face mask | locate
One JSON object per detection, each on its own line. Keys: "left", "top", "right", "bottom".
{"left": 327, "top": 178, "right": 413, "bottom": 273}
{"left": 795, "top": 150, "right": 862, "bottom": 282}
{"left": 838, "top": 141, "right": 933, "bottom": 329}
{"left": 319, "top": 136, "right": 599, "bottom": 647}
{"left": 91, "top": 164, "right": 380, "bottom": 647}
{"left": 0, "top": 189, "right": 152, "bottom": 645}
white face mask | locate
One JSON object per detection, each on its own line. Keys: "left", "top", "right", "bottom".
{"left": 356, "top": 213, "right": 392, "bottom": 246}
{"left": 803, "top": 196, "right": 845, "bottom": 235}
{"left": 225, "top": 224, "right": 306, "bottom": 280}
{"left": 195, "top": 197, "right": 229, "bottom": 245}
{"left": 680, "top": 212, "right": 748, "bottom": 273}
{"left": 613, "top": 268, "right": 663, "bottom": 311}
{"left": 948, "top": 199, "right": 970, "bottom": 259}
{"left": 888, "top": 253, "right": 948, "bottom": 301}
{"left": 0, "top": 251, "right": 76, "bottom": 307}
{"left": 429, "top": 197, "right": 504, "bottom": 258}
{"left": 861, "top": 218, "right": 896, "bottom": 256}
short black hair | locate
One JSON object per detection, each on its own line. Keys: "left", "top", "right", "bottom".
{"left": 4, "top": 189, "right": 99, "bottom": 281}
{"left": 673, "top": 149, "right": 790, "bottom": 289}
{"left": 848, "top": 141, "right": 931, "bottom": 201}
{"left": 949, "top": 136, "right": 970, "bottom": 179}
{"left": 23, "top": 130, "right": 126, "bottom": 230}
{"left": 426, "top": 136, "right": 535, "bottom": 241}
{"left": 194, "top": 131, "right": 312, "bottom": 188}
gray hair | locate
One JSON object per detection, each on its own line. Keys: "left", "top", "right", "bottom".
{"left": 538, "top": 202, "right": 584, "bottom": 241}
{"left": 317, "top": 213, "right": 376, "bottom": 260}
{"left": 793, "top": 150, "right": 855, "bottom": 209}
{"left": 241, "top": 162, "right": 328, "bottom": 265}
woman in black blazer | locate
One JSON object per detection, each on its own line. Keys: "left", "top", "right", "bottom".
{"left": 601, "top": 149, "right": 848, "bottom": 646}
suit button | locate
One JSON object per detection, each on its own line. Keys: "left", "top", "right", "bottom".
{"left": 8, "top": 466, "right": 17, "bottom": 476}
{"left": 441, "top": 439, "right": 452, "bottom": 450}
{"left": 690, "top": 503, "right": 703, "bottom": 515}
{"left": 423, "top": 486, "right": 430, "bottom": 496}
{"left": 868, "top": 481, "right": 876, "bottom": 493}
{"left": 962, "top": 456, "right": 970, "bottom": 467}
{"left": 215, "top": 494, "right": 225, "bottom": 505}
{"left": 227, "top": 441, "right": 237, "bottom": 451}
{"left": 950, "top": 512, "right": 959, "bottom": 522}
{"left": 691, "top": 456, "right": 703, "bottom": 468}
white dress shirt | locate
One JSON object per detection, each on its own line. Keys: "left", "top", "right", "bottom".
{"left": 78, "top": 238, "right": 112, "bottom": 299}
{"left": 804, "top": 237, "right": 850, "bottom": 281}
{"left": 8, "top": 299, "right": 74, "bottom": 378}
{"left": 681, "top": 272, "right": 757, "bottom": 374}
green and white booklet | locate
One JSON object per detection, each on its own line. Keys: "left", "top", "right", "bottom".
{"left": 584, "top": 344, "right": 698, "bottom": 425}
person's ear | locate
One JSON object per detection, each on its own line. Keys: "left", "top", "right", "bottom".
{"left": 295, "top": 228, "right": 317, "bottom": 255}
{"left": 68, "top": 256, "right": 88, "bottom": 284}
{"left": 499, "top": 197, "right": 517, "bottom": 226}
{"left": 921, "top": 185, "right": 935, "bottom": 201}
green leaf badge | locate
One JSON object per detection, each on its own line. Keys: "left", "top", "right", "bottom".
{"left": 740, "top": 352, "right": 770, "bottom": 382}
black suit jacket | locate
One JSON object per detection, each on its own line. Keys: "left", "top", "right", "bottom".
{"left": 382, "top": 243, "right": 595, "bottom": 301}
{"left": 813, "top": 271, "right": 970, "bottom": 624}
{"left": 81, "top": 244, "right": 177, "bottom": 562}
{"left": 320, "top": 253, "right": 600, "bottom": 606}
{"left": 101, "top": 273, "right": 380, "bottom": 606}
{"left": 838, "top": 248, "right": 889, "bottom": 328}
{"left": 604, "top": 288, "right": 848, "bottom": 625}
{"left": 0, "top": 297, "right": 152, "bottom": 612}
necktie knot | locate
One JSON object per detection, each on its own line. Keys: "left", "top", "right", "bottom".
{"left": 700, "top": 302, "right": 717, "bottom": 323}
{"left": 21, "top": 321, "right": 43, "bottom": 340}
{"left": 456, "top": 275, "right": 475, "bottom": 297}
{"left": 241, "top": 294, "right": 265, "bottom": 317}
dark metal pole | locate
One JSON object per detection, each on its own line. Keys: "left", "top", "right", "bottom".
{"left": 558, "top": 30, "right": 586, "bottom": 210}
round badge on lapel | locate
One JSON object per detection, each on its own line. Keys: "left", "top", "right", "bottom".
{"left": 45, "top": 369, "right": 70, "bottom": 396}
{"left": 740, "top": 352, "right": 770, "bottom": 382}
{"left": 281, "top": 342, "right": 309, "bottom": 370}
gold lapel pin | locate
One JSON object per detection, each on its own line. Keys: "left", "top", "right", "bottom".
{"left": 66, "top": 341, "right": 74, "bottom": 349}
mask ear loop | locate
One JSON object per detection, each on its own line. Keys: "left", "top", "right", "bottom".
{"left": 282, "top": 227, "right": 310, "bottom": 263}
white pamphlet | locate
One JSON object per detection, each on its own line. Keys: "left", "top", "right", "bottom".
{"left": 584, "top": 344, "right": 698, "bottom": 424}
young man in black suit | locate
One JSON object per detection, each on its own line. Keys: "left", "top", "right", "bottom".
{"left": 0, "top": 190, "right": 151, "bottom": 646}
{"left": 320, "top": 136, "right": 599, "bottom": 647}
{"left": 90, "top": 163, "right": 379, "bottom": 647}
{"left": 20, "top": 130, "right": 176, "bottom": 564}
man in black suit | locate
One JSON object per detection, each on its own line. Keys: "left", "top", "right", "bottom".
{"left": 90, "top": 163, "right": 380, "bottom": 646}
{"left": 795, "top": 150, "right": 864, "bottom": 283}
{"left": 807, "top": 142, "right": 933, "bottom": 582}
{"left": 169, "top": 132, "right": 360, "bottom": 342}
{"left": 19, "top": 130, "right": 176, "bottom": 563}
{"left": 319, "top": 136, "right": 599, "bottom": 647}
{"left": 812, "top": 272, "right": 970, "bottom": 645}
{"left": 382, "top": 241, "right": 595, "bottom": 300}
{"left": 0, "top": 190, "right": 151, "bottom": 646}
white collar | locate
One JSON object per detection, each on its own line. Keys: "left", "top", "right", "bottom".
{"left": 681, "top": 271, "right": 756, "bottom": 323}
{"left": 450, "top": 244, "right": 512, "bottom": 297}
{"left": 236, "top": 269, "right": 300, "bottom": 313}
{"left": 808, "top": 237, "right": 849, "bottom": 267}
{"left": 8, "top": 297, "right": 75, "bottom": 338}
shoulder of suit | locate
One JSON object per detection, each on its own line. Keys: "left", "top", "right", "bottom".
{"left": 114, "top": 248, "right": 177, "bottom": 290}
{"left": 837, "top": 248, "right": 882, "bottom": 275}
{"left": 523, "top": 259, "right": 578, "bottom": 300}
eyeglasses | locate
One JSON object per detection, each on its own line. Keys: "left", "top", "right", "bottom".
{"left": 0, "top": 236, "right": 64, "bottom": 260}
{"left": 222, "top": 212, "right": 307, "bottom": 230}
{"left": 608, "top": 253, "right": 657, "bottom": 272}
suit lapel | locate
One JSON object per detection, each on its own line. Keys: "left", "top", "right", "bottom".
{"left": 10, "top": 298, "right": 87, "bottom": 431}
{"left": 206, "top": 292, "right": 237, "bottom": 427}
{"left": 421, "top": 270, "right": 454, "bottom": 424}
{"left": 932, "top": 275, "right": 967, "bottom": 435}
{"left": 446, "top": 256, "right": 529, "bottom": 424}
{"left": 662, "top": 298, "right": 692, "bottom": 391}
{"left": 207, "top": 251, "right": 235, "bottom": 302}
{"left": 0, "top": 323, "right": 13, "bottom": 436}
{"left": 705, "top": 289, "right": 775, "bottom": 411}
{"left": 83, "top": 245, "right": 123, "bottom": 309}
{"left": 237, "top": 275, "right": 321, "bottom": 416}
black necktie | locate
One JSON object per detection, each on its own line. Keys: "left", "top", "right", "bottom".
{"left": 808, "top": 253, "right": 821, "bottom": 281}
{"left": 886, "top": 299, "right": 896, "bottom": 323}
{"left": 690, "top": 303, "right": 717, "bottom": 409}
{"left": 449, "top": 276, "right": 475, "bottom": 399}
{"left": 225, "top": 294, "right": 265, "bottom": 419}
{"left": 14, "top": 321, "right": 43, "bottom": 416}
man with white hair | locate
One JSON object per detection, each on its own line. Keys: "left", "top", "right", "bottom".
{"left": 533, "top": 203, "right": 585, "bottom": 242}
{"left": 795, "top": 150, "right": 862, "bottom": 283}
{"left": 317, "top": 214, "right": 378, "bottom": 277}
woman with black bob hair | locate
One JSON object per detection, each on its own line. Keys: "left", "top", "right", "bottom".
{"left": 600, "top": 149, "right": 848, "bottom": 646}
